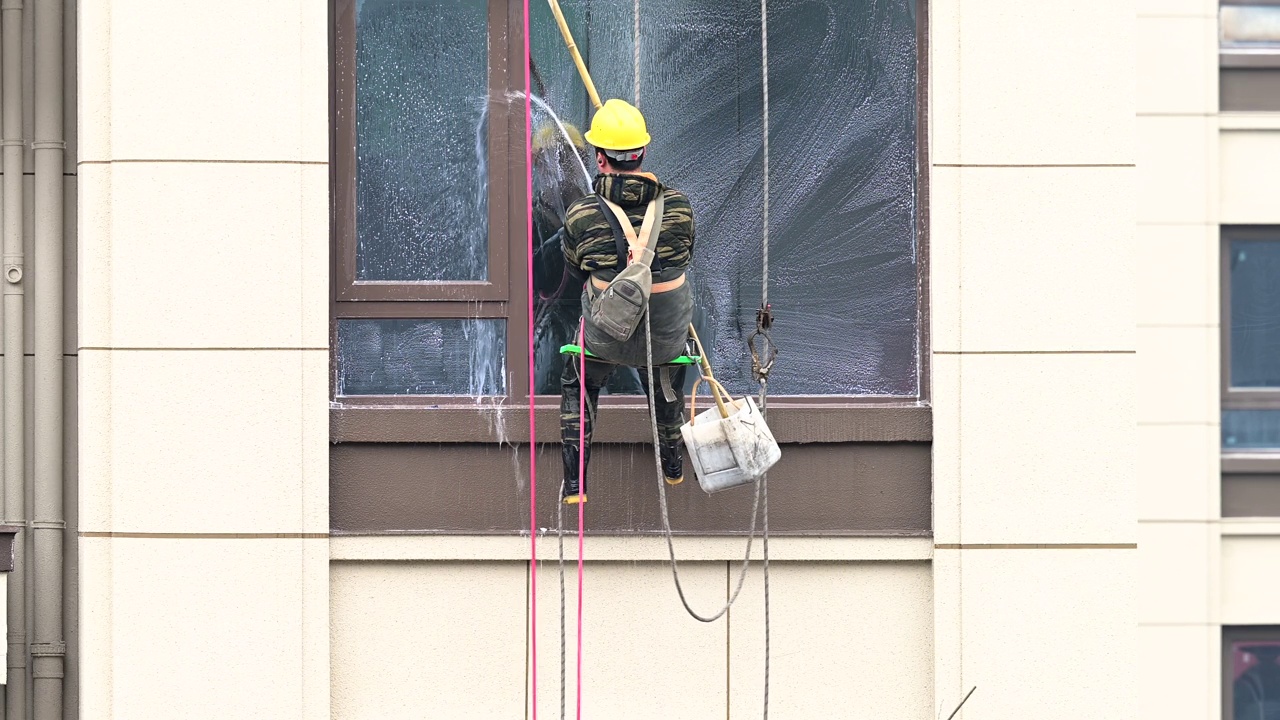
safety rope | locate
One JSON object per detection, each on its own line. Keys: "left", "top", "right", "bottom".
{"left": 523, "top": 0, "right": 539, "bottom": 717}
{"left": 647, "top": 318, "right": 764, "bottom": 623}
{"left": 556, "top": 321, "right": 591, "bottom": 720}
{"left": 758, "top": 0, "right": 772, "bottom": 715}
{"left": 752, "top": 0, "right": 773, "bottom": 712}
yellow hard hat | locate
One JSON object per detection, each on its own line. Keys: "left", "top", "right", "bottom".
{"left": 584, "top": 98, "right": 651, "bottom": 151}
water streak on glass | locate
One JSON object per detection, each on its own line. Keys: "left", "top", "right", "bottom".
{"left": 1230, "top": 639, "right": 1280, "bottom": 720}
{"left": 530, "top": 0, "right": 920, "bottom": 396}
{"left": 1230, "top": 240, "right": 1280, "bottom": 388}
{"left": 356, "top": 0, "right": 489, "bottom": 281}
{"left": 338, "top": 319, "right": 507, "bottom": 396}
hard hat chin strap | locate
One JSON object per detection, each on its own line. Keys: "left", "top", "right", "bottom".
{"left": 601, "top": 146, "right": 645, "bottom": 163}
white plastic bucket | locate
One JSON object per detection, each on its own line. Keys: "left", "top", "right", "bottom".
{"left": 680, "top": 378, "right": 781, "bottom": 494}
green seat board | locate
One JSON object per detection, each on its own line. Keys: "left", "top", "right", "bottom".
{"left": 559, "top": 343, "right": 700, "bottom": 365}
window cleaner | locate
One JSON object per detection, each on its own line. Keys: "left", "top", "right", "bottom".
{"left": 534, "top": 1, "right": 780, "bottom": 718}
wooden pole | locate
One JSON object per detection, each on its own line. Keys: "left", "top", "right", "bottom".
{"left": 547, "top": 0, "right": 603, "bottom": 109}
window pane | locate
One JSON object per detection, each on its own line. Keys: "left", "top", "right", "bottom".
{"left": 337, "top": 319, "right": 506, "bottom": 396}
{"left": 356, "top": 0, "right": 489, "bottom": 281}
{"left": 530, "top": 0, "right": 919, "bottom": 396}
{"left": 1224, "top": 410, "right": 1280, "bottom": 450}
{"left": 1230, "top": 240, "right": 1280, "bottom": 388}
{"left": 1222, "top": 6, "right": 1280, "bottom": 49}
{"left": 1231, "top": 639, "right": 1280, "bottom": 719}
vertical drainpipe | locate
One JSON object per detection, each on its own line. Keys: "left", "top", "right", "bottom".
{"left": 1, "top": 0, "right": 25, "bottom": 718}
{"left": 30, "top": 0, "right": 60, "bottom": 715}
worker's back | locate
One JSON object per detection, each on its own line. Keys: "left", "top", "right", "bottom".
{"left": 562, "top": 171, "right": 695, "bottom": 366}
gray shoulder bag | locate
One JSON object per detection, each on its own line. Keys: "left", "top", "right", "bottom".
{"left": 588, "top": 193, "right": 664, "bottom": 342}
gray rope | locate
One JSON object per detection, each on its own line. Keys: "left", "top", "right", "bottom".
{"left": 759, "top": 0, "right": 771, "bottom": 713}
{"left": 556, "top": 498, "right": 566, "bottom": 720}
{"left": 645, "top": 312, "right": 765, "bottom": 623}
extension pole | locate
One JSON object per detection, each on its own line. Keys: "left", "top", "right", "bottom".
{"left": 1, "top": 1, "right": 26, "bottom": 717}
{"left": 546, "top": 0, "right": 603, "bottom": 109}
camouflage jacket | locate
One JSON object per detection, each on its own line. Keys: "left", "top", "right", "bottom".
{"left": 561, "top": 173, "right": 695, "bottom": 282}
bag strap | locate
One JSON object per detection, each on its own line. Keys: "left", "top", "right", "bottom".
{"left": 595, "top": 194, "right": 630, "bottom": 269}
{"left": 598, "top": 195, "right": 663, "bottom": 268}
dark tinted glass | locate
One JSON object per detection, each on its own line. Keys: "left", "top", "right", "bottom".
{"left": 1230, "top": 239, "right": 1280, "bottom": 388}
{"left": 1232, "top": 639, "right": 1280, "bottom": 720}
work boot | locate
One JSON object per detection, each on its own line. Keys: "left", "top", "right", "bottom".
{"left": 660, "top": 441, "right": 684, "bottom": 486}
{"left": 562, "top": 442, "right": 588, "bottom": 504}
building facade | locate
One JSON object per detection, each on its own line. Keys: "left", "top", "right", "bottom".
{"left": 0, "top": 0, "right": 1257, "bottom": 717}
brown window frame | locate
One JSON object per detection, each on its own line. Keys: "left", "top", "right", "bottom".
{"left": 329, "top": 0, "right": 933, "bottom": 441}
{"left": 1223, "top": 626, "right": 1280, "bottom": 719}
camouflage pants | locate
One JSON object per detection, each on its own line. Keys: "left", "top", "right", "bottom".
{"left": 560, "top": 356, "right": 687, "bottom": 497}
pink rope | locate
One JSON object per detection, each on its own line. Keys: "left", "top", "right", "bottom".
{"left": 523, "top": 0, "right": 537, "bottom": 716}
{"left": 576, "top": 320, "right": 587, "bottom": 720}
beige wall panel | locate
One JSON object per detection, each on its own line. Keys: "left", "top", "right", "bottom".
{"left": 1138, "top": 0, "right": 1216, "bottom": 18}
{"left": 79, "top": 537, "right": 323, "bottom": 720}
{"left": 331, "top": 561, "right": 526, "bottom": 720}
{"left": 1221, "top": 536, "right": 1280, "bottom": 623}
{"left": 955, "top": 167, "right": 1135, "bottom": 352}
{"left": 932, "top": 550, "right": 963, "bottom": 719}
{"left": 1137, "top": 326, "right": 1218, "bottom": 424}
{"left": 1138, "top": 625, "right": 1215, "bottom": 720}
{"left": 78, "top": 0, "right": 113, "bottom": 161}
{"left": 78, "top": 163, "right": 321, "bottom": 350}
{"left": 930, "top": 167, "right": 960, "bottom": 353}
{"left": 1139, "top": 424, "right": 1219, "bottom": 521}
{"left": 959, "top": 549, "right": 1135, "bottom": 720}
{"left": 952, "top": 354, "right": 1135, "bottom": 545}
{"left": 78, "top": 348, "right": 325, "bottom": 534}
{"left": 87, "top": 1, "right": 323, "bottom": 162}
{"left": 932, "top": 354, "right": 961, "bottom": 544}
{"left": 931, "top": 0, "right": 1133, "bottom": 164}
{"left": 729, "top": 562, "right": 933, "bottom": 720}
{"left": 531, "top": 561, "right": 726, "bottom": 720}
{"left": 301, "top": 161, "right": 329, "bottom": 349}
{"left": 78, "top": 163, "right": 112, "bottom": 345}
{"left": 1137, "top": 16, "right": 1216, "bottom": 115}
{"left": 929, "top": 1, "right": 960, "bottom": 179}
{"left": 1138, "top": 116, "right": 1217, "bottom": 224}
{"left": 1136, "top": 223, "right": 1217, "bottom": 328}
{"left": 1139, "top": 521, "right": 1213, "bottom": 624}
{"left": 1220, "top": 131, "right": 1280, "bottom": 224}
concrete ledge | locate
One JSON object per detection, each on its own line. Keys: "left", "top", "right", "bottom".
{"left": 329, "top": 535, "right": 934, "bottom": 562}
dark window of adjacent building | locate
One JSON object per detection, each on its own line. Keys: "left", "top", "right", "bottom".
{"left": 1225, "top": 627, "right": 1280, "bottom": 720}
{"left": 1220, "top": 1, "right": 1280, "bottom": 112}
{"left": 1221, "top": 227, "right": 1280, "bottom": 516}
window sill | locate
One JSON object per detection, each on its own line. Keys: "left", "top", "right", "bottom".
{"left": 329, "top": 401, "right": 932, "bottom": 444}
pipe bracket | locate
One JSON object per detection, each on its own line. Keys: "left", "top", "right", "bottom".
{"left": 30, "top": 642, "right": 64, "bottom": 657}
{"left": 0, "top": 0, "right": 22, "bottom": 10}
{"left": 29, "top": 140, "right": 64, "bottom": 151}
{"left": 28, "top": 520, "right": 64, "bottom": 530}
{"left": 0, "top": 139, "right": 23, "bottom": 148}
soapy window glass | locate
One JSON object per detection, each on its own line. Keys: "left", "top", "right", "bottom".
{"left": 336, "top": 0, "right": 922, "bottom": 399}
{"left": 529, "top": 0, "right": 921, "bottom": 396}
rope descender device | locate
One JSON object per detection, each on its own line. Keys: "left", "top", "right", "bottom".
{"left": 747, "top": 303, "right": 778, "bottom": 384}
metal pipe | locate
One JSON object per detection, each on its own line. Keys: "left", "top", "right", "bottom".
{"left": 1, "top": 0, "right": 27, "bottom": 717}
{"left": 30, "top": 0, "right": 61, "bottom": 715}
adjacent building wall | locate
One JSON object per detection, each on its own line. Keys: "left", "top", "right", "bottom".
{"left": 931, "top": 2, "right": 1137, "bottom": 719}
{"left": 77, "top": 2, "right": 329, "bottom": 718}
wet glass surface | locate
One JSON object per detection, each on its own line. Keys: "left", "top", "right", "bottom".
{"left": 356, "top": 0, "right": 489, "bottom": 281}
{"left": 337, "top": 319, "right": 506, "bottom": 396}
{"left": 1223, "top": 410, "right": 1280, "bottom": 450}
{"left": 530, "top": 0, "right": 920, "bottom": 395}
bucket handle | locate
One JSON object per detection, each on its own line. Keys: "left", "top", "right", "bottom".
{"left": 689, "top": 374, "right": 735, "bottom": 422}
